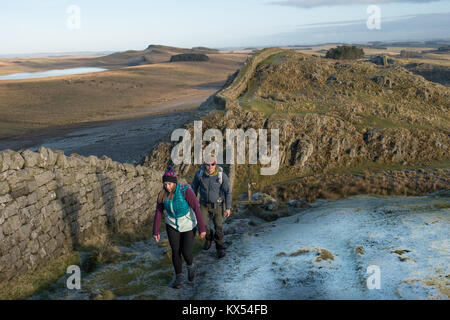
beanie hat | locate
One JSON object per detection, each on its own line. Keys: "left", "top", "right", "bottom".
{"left": 205, "top": 152, "right": 217, "bottom": 165}
{"left": 162, "top": 166, "right": 177, "bottom": 183}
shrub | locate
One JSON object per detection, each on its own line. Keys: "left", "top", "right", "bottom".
{"left": 325, "top": 45, "right": 364, "bottom": 60}
{"left": 170, "top": 53, "right": 209, "bottom": 62}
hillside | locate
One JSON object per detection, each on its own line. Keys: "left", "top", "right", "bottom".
{"left": 145, "top": 48, "right": 450, "bottom": 200}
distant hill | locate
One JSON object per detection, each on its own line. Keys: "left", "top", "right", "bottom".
{"left": 170, "top": 53, "right": 209, "bottom": 62}
{"left": 91, "top": 44, "right": 219, "bottom": 67}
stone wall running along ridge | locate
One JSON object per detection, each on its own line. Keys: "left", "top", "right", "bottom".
{"left": 0, "top": 147, "right": 163, "bottom": 283}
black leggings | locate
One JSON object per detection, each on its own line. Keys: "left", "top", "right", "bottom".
{"left": 166, "top": 224, "right": 196, "bottom": 274}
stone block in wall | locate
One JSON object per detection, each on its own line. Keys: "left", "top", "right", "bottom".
{"left": 35, "top": 193, "right": 51, "bottom": 211}
{"left": 55, "top": 151, "right": 68, "bottom": 169}
{"left": 87, "top": 155, "right": 98, "bottom": 167}
{"left": 26, "top": 239, "right": 40, "bottom": 255}
{"left": 6, "top": 169, "right": 33, "bottom": 186}
{"left": 0, "top": 225, "right": 4, "bottom": 247}
{"left": 87, "top": 174, "right": 96, "bottom": 185}
{"left": 1, "top": 150, "right": 25, "bottom": 171}
{"left": 38, "top": 247, "right": 47, "bottom": 259}
{"left": 27, "top": 180, "right": 38, "bottom": 194}
{"left": 65, "top": 155, "right": 79, "bottom": 168}
{"left": 35, "top": 186, "right": 47, "bottom": 202}
{"left": 28, "top": 254, "right": 39, "bottom": 270}
{"left": 15, "top": 195, "right": 28, "bottom": 210}
{"left": 0, "top": 194, "right": 13, "bottom": 207}
{"left": 49, "top": 225, "right": 60, "bottom": 239}
{"left": 55, "top": 233, "right": 66, "bottom": 248}
{"left": 45, "top": 238, "right": 58, "bottom": 255}
{"left": 38, "top": 233, "right": 50, "bottom": 247}
{"left": 9, "top": 183, "right": 29, "bottom": 200}
{"left": 20, "top": 149, "right": 40, "bottom": 168}
{"left": 60, "top": 174, "right": 75, "bottom": 187}
{"left": 136, "top": 165, "right": 145, "bottom": 176}
{"left": 37, "top": 146, "right": 57, "bottom": 168}
{"left": 2, "top": 204, "right": 19, "bottom": 227}
{"left": 45, "top": 180, "right": 58, "bottom": 192}
{"left": 35, "top": 171, "right": 55, "bottom": 188}
{"left": 27, "top": 192, "right": 39, "bottom": 206}
{"left": 0, "top": 180, "right": 10, "bottom": 196}
{"left": 123, "top": 163, "right": 136, "bottom": 176}
{"left": 10, "top": 245, "right": 21, "bottom": 265}
{"left": 41, "top": 217, "right": 53, "bottom": 234}
{"left": 48, "top": 210, "right": 61, "bottom": 226}
{"left": 16, "top": 223, "right": 32, "bottom": 242}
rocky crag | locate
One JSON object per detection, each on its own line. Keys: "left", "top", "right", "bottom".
{"left": 145, "top": 48, "right": 450, "bottom": 199}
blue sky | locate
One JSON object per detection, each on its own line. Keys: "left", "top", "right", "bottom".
{"left": 1, "top": 0, "right": 449, "bottom": 54}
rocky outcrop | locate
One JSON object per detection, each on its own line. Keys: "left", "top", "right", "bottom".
{"left": 404, "top": 63, "right": 450, "bottom": 86}
{"left": 0, "top": 147, "right": 163, "bottom": 283}
{"left": 144, "top": 48, "right": 449, "bottom": 202}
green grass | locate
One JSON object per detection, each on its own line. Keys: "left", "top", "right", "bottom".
{"left": 0, "top": 252, "right": 80, "bottom": 300}
{"left": 259, "top": 53, "right": 284, "bottom": 67}
{"left": 239, "top": 99, "right": 278, "bottom": 116}
{"left": 433, "top": 202, "right": 450, "bottom": 209}
{"left": 354, "top": 115, "right": 436, "bottom": 131}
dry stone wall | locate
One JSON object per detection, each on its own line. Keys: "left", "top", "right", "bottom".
{"left": 0, "top": 147, "right": 163, "bottom": 283}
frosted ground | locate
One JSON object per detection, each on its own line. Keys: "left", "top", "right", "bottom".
{"left": 32, "top": 192, "right": 449, "bottom": 300}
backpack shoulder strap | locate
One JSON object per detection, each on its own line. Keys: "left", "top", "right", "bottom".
{"left": 180, "top": 184, "right": 191, "bottom": 200}
{"left": 217, "top": 166, "right": 223, "bottom": 185}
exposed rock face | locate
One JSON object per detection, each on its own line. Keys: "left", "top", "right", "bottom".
{"left": 0, "top": 147, "right": 163, "bottom": 283}
{"left": 404, "top": 63, "right": 450, "bottom": 86}
{"left": 264, "top": 168, "right": 450, "bottom": 203}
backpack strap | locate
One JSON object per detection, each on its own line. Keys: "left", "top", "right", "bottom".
{"left": 180, "top": 184, "right": 192, "bottom": 201}
{"left": 218, "top": 166, "right": 223, "bottom": 185}
{"left": 200, "top": 166, "right": 223, "bottom": 185}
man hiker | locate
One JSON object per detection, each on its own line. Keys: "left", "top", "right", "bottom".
{"left": 191, "top": 154, "right": 232, "bottom": 259}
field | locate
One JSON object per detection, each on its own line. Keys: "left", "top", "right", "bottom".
{"left": 0, "top": 47, "right": 249, "bottom": 139}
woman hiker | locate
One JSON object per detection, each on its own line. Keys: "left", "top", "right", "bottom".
{"left": 152, "top": 166, "right": 207, "bottom": 289}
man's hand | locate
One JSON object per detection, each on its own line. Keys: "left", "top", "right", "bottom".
{"left": 153, "top": 234, "right": 160, "bottom": 243}
{"left": 224, "top": 209, "right": 231, "bottom": 218}
{"left": 200, "top": 232, "right": 206, "bottom": 239}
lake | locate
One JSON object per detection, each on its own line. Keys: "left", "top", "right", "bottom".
{"left": 0, "top": 67, "right": 107, "bottom": 80}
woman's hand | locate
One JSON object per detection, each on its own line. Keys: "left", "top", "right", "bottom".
{"left": 200, "top": 232, "right": 206, "bottom": 239}
{"left": 153, "top": 234, "right": 160, "bottom": 243}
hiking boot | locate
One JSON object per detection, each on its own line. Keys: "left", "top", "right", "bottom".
{"left": 187, "top": 264, "right": 196, "bottom": 282}
{"left": 170, "top": 273, "right": 184, "bottom": 289}
{"left": 203, "top": 238, "right": 212, "bottom": 251}
{"left": 217, "top": 248, "right": 226, "bottom": 259}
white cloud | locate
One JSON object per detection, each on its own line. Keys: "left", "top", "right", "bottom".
{"left": 268, "top": 0, "right": 440, "bottom": 9}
